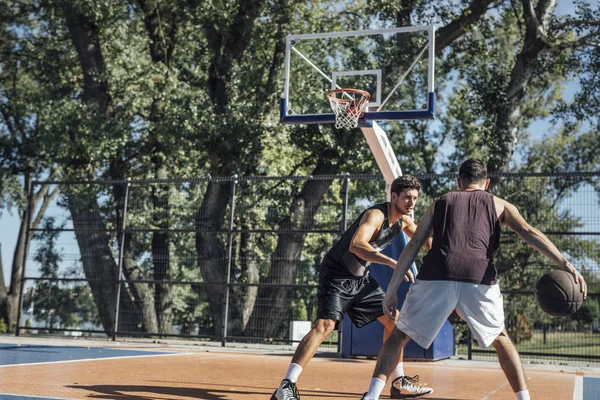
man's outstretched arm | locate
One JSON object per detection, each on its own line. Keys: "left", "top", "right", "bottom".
{"left": 498, "top": 198, "right": 587, "bottom": 299}
{"left": 402, "top": 215, "right": 433, "bottom": 251}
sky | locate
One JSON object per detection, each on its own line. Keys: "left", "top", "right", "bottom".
{"left": 0, "top": 0, "right": 597, "bottom": 286}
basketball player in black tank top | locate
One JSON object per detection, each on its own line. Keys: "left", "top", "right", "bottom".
{"left": 360, "top": 159, "right": 588, "bottom": 400}
{"left": 272, "top": 176, "right": 434, "bottom": 400}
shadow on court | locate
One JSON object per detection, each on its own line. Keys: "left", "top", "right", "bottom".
{"left": 66, "top": 383, "right": 447, "bottom": 399}
{"left": 68, "top": 384, "right": 230, "bottom": 399}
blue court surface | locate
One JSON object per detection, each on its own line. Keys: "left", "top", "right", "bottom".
{"left": 0, "top": 343, "right": 171, "bottom": 366}
{"left": 0, "top": 343, "right": 174, "bottom": 400}
{"left": 583, "top": 377, "right": 600, "bottom": 400}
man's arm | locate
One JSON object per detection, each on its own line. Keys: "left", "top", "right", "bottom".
{"left": 497, "top": 197, "right": 587, "bottom": 299}
{"left": 402, "top": 215, "right": 433, "bottom": 251}
{"left": 383, "top": 203, "right": 435, "bottom": 320}
{"left": 349, "top": 209, "right": 398, "bottom": 269}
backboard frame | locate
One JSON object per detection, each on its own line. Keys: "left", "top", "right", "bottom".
{"left": 279, "top": 25, "right": 436, "bottom": 125}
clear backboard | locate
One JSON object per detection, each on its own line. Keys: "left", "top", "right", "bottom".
{"left": 280, "top": 25, "right": 436, "bottom": 126}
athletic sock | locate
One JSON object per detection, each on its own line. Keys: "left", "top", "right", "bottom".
{"left": 364, "top": 377, "right": 386, "bottom": 400}
{"left": 516, "top": 390, "right": 531, "bottom": 400}
{"left": 284, "top": 363, "right": 303, "bottom": 383}
{"left": 390, "top": 363, "right": 405, "bottom": 381}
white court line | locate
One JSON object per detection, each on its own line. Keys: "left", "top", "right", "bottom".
{"left": 573, "top": 376, "right": 583, "bottom": 400}
{"left": 0, "top": 351, "right": 191, "bottom": 368}
{"left": 0, "top": 394, "right": 71, "bottom": 399}
{"left": 480, "top": 380, "right": 509, "bottom": 400}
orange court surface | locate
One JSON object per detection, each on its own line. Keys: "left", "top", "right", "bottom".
{"left": 0, "top": 336, "right": 598, "bottom": 400}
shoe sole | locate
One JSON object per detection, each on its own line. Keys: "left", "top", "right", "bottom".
{"left": 390, "top": 389, "right": 434, "bottom": 399}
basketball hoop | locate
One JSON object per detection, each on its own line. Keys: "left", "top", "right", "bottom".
{"left": 326, "top": 88, "right": 370, "bottom": 129}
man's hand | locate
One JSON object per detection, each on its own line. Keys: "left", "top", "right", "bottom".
{"left": 565, "top": 261, "right": 588, "bottom": 299}
{"left": 382, "top": 290, "right": 399, "bottom": 322}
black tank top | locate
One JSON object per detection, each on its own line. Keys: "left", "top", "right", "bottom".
{"left": 322, "top": 203, "right": 402, "bottom": 277}
{"left": 417, "top": 190, "right": 501, "bottom": 285}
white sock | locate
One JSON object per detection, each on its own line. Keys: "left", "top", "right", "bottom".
{"left": 390, "top": 363, "right": 405, "bottom": 380}
{"left": 284, "top": 363, "right": 303, "bottom": 383}
{"left": 516, "top": 390, "right": 531, "bottom": 400}
{"left": 364, "top": 377, "right": 386, "bottom": 400}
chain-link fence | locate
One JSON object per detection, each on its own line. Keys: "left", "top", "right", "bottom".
{"left": 16, "top": 172, "right": 600, "bottom": 363}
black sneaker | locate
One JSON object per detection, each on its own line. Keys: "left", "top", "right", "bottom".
{"left": 271, "top": 379, "right": 301, "bottom": 400}
{"left": 390, "top": 375, "right": 434, "bottom": 398}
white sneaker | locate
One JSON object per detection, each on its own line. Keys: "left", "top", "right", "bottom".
{"left": 390, "top": 375, "right": 434, "bottom": 398}
{"left": 271, "top": 379, "right": 301, "bottom": 400}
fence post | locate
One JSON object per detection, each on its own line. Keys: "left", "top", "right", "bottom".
{"left": 337, "top": 174, "right": 351, "bottom": 353}
{"left": 467, "top": 328, "right": 473, "bottom": 360}
{"left": 15, "top": 179, "right": 36, "bottom": 337}
{"left": 222, "top": 175, "right": 238, "bottom": 347}
{"left": 113, "top": 178, "right": 131, "bottom": 341}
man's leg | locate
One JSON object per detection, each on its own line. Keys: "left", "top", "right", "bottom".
{"left": 377, "top": 316, "right": 433, "bottom": 398}
{"left": 291, "top": 318, "right": 336, "bottom": 367}
{"left": 272, "top": 318, "right": 336, "bottom": 400}
{"left": 373, "top": 327, "right": 410, "bottom": 381}
{"left": 378, "top": 316, "right": 405, "bottom": 378}
{"left": 492, "top": 329, "right": 530, "bottom": 400}
{"left": 362, "top": 328, "right": 411, "bottom": 400}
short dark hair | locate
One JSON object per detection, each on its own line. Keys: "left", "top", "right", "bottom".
{"left": 458, "top": 158, "right": 487, "bottom": 183}
{"left": 390, "top": 175, "right": 422, "bottom": 195}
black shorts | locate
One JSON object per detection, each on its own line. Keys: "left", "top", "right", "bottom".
{"left": 317, "top": 271, "right": 385, "bottom": 329}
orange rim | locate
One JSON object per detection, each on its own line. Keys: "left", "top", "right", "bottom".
{"left": 326, "top": 88, "right": 370, "bottom": 104}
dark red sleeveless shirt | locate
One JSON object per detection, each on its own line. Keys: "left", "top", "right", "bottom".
{"left": 417, "top": 190, "right": 501, "bottom": 285}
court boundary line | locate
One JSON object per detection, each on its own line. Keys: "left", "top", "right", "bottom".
{"left": 573, "top": 376, "right": 583, "bottom": 400}
{"left": 0, "top": 394, "right": 70, "bottom": 399}
{"left": 0, "top": 352, "right": 191, "bottom": 368}
{"left": 480, "top": 380, "right": 509, "bottom": 400}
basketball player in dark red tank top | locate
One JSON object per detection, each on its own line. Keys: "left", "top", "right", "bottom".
{"left": 360, "top": 159, "right": 587, "bottom": 400}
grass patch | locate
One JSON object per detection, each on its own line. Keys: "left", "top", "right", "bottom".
{"left": 456, "top": 330, "right": 600, "bottom": 361}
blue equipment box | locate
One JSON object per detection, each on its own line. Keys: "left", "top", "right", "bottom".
{"left": 340, "top": 232, "right": 455, "bottom": 360}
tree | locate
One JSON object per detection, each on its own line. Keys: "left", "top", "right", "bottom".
{"left": 1, "top": 0, "right": 598, "bottom": 343}
{"left": 0, "top": 2, "right": 64, "bottom": 330}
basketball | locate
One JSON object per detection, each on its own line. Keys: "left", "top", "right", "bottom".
{"left": 535, "top": 270, "right": 583, "bottom": 317}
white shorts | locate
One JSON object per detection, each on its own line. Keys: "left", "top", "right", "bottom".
{"left": 396, "top": 279, "right": 505, "bottom": 349}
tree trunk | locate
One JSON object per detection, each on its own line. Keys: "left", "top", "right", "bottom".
{"left": 0, "top": 244, "right": 7, "bottom": 316}
{"left": 226, "top": 217, "right": 261, "bottom": 336}
{"left": 245, "top": 154, "right": 339, "bottom": 338}
{"left": 195, "top": 181, "right": 231, "bottom": 337}
{"left": 239, "top": 229, "right": 260, "bottom": 330}
{"left": 488, "top": 0, "right": 555, "bottom": 175}
{"left": 5, "top": 207, "right": 28, "bottom": 331}
{"left": 136, "top": 1, "right": 177, "bottom": 335}
{"left": 152, "top": 160, "right": 172, "bottom": 335}
{"left": 68, "top": 198, "right": 119, "bottom": 331}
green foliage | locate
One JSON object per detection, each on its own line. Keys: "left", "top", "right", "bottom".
{"left": 0, "top": 0, "right": 599, "bottom": 342}
{"left": 573, "top": 298, "right": 600, "bottom": 325}
{"left": 507, "top": 313, "right": 533, "bottom": 344}
{"left": 30, "top": 218, "right": 100, "bottom": 330}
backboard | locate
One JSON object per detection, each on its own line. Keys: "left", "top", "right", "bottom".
{"left": 280, "top": 25, "right": 436, "bottom": 125}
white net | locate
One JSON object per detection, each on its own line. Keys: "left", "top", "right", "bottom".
{"left": 327, "top": 89, "right": 370, "bottom": 129}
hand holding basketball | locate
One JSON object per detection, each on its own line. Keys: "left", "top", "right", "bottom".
{"left": 564, "top": 261, "right": 587, "bottom": 299}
